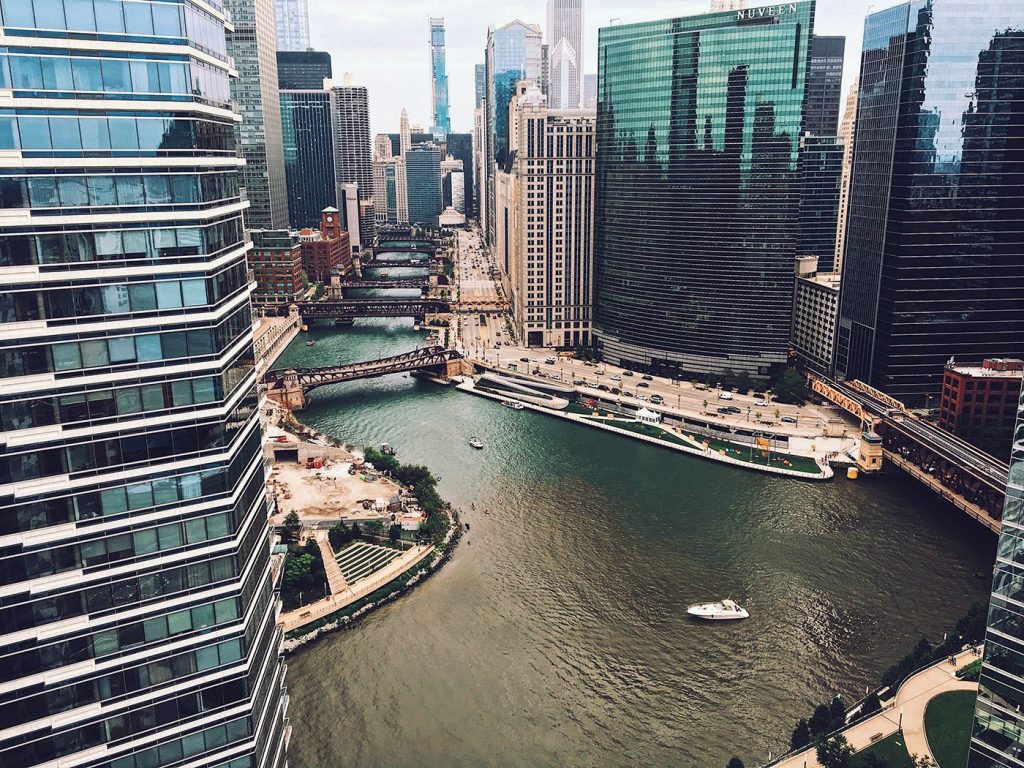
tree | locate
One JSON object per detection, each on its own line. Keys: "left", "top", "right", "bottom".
{"left": 726, "top": 758, "right": 745, "bottom": 768}
{"left": 815, "top": 736, "right": 854, "bottom": 768}
{"left": 350, "top": 521, "right": 363, "bottom": 540}
{"left": 829, "top": 696, "right": 846, "bottom": 727}
{"left": 912, "top": 756, "right": 936, "bottom": 768}
{"left": 790, "top": 718, "right": 812, "bottom": 750}
{"left": 328, "top": 520, "right": 352, "bottom": 551}
{"left": 389, "top": 523, "right": 402, "bottom": 543}
{"left": 735, "top": 371, "right": 754, "bottom": 395}
{"left": 364, "top": 519, "right": 385, "bottom": 539}
{"left": 773, "top": 368, "right": 811, "bottom": 405}
{"left": 282, "top": 511, "right": 301, "bottom": 543}
{"left": 808, "top": 704, "right": 834, "bottom": 737}
{"left": 861, "top": 690, "right": 882, "bottom": 717}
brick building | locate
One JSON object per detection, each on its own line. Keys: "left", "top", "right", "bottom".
{"left": 939, "top": 358, "right": 1024, "bottom": 459}
{"left": 250, "top": 229, "right": 306, "bottom": 304}
{"left": 299, "top": 207, "right": 352, "bottom": 283}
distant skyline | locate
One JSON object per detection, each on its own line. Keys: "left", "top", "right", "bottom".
{"left": 309, "top": 0, "right": 873, "bottom": 135}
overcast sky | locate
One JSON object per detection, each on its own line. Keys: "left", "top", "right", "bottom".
{"left": 308, "top": 0, "right": 876, "bottom": 136}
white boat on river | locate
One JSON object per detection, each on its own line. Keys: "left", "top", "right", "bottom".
{"left": 687, "top": 599, "right": 749, "bottom": 621}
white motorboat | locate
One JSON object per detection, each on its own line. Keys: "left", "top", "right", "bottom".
{"left": 687, "top": 599, "right": 749, "bottom": 621}
{"left": 501, "top": 400, "right": 525, "bottom": 410}
{"left": 469, "top": 436, "right": 485, "bottom": 449}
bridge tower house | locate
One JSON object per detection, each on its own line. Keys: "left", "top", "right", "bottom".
{"left": 278, "top": 370, "right": 308, "bottom": 410}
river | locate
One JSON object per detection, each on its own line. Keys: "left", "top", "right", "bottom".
{"left": 276, "top": 320, "right": 994, "bottom": 768}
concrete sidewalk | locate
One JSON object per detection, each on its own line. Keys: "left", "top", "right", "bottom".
{"left": 772, "top": 647, "right": 980, "bottom": 767}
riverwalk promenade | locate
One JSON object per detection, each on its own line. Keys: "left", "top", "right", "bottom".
{"left": 770, "top": 647, "right": 980, "bottom": 767}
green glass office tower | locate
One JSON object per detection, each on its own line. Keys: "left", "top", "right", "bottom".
{"left": 593, "top": 2, "right": 815, "bottom": 379}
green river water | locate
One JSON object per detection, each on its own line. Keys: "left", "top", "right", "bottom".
{"left": 276, "top": 320, "right": 993, "bottom": 768}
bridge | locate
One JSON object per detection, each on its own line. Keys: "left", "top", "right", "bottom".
{"left": 339, "top": 278, "right": 429, "bottom": 290}
{"left": 809, "top": 374, "right": 1008, "bottom": 532}
{"left": 289, "top": 299, "right": 449, "bottom": 321}
{"left": 263, "top": 346, "right": 465, "bottom": 410}
{"left": 362, "top": 259, "right": 434, "bottom": 270}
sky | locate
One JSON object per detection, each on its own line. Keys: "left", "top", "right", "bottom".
{"left": 307, "top": 0, "right": 878, "bottom": 137}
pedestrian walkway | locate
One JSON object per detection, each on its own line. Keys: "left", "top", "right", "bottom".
{"left": 772, "top": 647, "right": 980, "bottom": 767}
{"left": 316, "top": 536, "right": 348, "bottom": 594}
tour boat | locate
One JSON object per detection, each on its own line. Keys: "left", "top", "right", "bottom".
{"left": 686, "top": 599, "right": 749, "bottom": 621}
{"left": 501, "top": 400, "right": 525, "bottom": 410}
{"left": 468, "top": 436, "right": 484, "bottom": 449}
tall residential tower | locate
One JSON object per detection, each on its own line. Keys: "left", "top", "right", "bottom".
{"left": 0, "top": 2, "right": 288, "bottom": 766}
{"left": 429, "top": 17, "right": 451, "bottom": 136}
{"left": 274, "top": 0, "right": 310, "bottom": 51}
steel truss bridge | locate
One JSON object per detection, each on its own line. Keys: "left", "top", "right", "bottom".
{"left": 263, "top": 346, "right": 462, "bottom": 393}
{"left": 362, "top": 259, "right": 434, "bottom": 270}
{"left": 290, "top": 299, "right": 449, "bottom": 320}
{"left": 810, "top": 374, "right": 1008, "bottom": 531}
{"left": 339, "top": 279, "right": 429, "bottom": 290}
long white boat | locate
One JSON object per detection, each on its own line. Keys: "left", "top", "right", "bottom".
{"left": 687, "top": 599, "right": 749, "bottom": 621}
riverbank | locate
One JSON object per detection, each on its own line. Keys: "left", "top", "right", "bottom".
{"left": 454, "top": 377, "right": 834, "bottom": 481}
{"left": 265, "top": 407, "right": 462, "bottom": 652}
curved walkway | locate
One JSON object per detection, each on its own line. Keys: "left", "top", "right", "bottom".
{"left": 772, "top": 646, "right": 980, "bottom": 767}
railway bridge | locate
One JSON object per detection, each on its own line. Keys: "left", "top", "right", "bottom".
{"left": 276, "top": 299, "right": 450, "bottom": 322}
{"left": 809, "top": 374, "right": 1007, "bottom": 532}
{"left": 263, "top": 346, "right": 465, "bottom": 410}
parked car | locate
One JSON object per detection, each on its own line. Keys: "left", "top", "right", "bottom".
{"left": 611, "top": 387, "right": 621, "bottom": 395}
{"left": 718, "top": 392, "right": 734, "bottom": 400}
{"left": 637, "top": 382, "right": 650, "bottom": 388}
{"left": 717, "top": 407, "right": 732, "bottom": 414}
{"left": 638, "top": 394, "right": 649, "bottom": 401}
{"left": 520, "top": 357, "right": 531, "bottom": 363}
{"left": 623, "top": 391, "right": 634, "bottom": 398}
{"left": 610, "top": 375, "right": 622, "bottom": 382}
{"left": 726, "top": 406, "right": 742, "bottom": 414}
{"left": 754, "top": 399, "right": 768, "bottom": 407}
{"left": 641, "top": 374, "right": 653, "bottom": 381}
{"left": 622, "top": 371, "right": 634, "bottom": 377}
{"left": 545, "top": 356, "right": 556, "bottom": 364}
{"left": 649, "top": 395, "right": 664, "bottom": 404}
{"left": 597, "top": 384, "right": 610, "bottom": 392}
{"left": 781, "top": 416, "right": 798, "bottom": 424}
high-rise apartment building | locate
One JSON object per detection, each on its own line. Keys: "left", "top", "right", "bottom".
{"left": 972, "top": 379, "right": 1024, "bottom": 764}
{"left": 405, "top": 144, "right": 443, "bottom": 227}
{"left": 546, "top": 1, "right": 583, "bottom": 109}
{"left": 593, "top": 2, "right": 815, "bottom": 379}
{"left": 226, "top": 0, "right": 289, "bottom": 230}
{"left": 274, "top": 0, "right": 309, "bottom": 51}
{"left": 446, "top": 133, "right": 475, "bottom": 218}
{"left": 833, "top": 77, "right": 858, "bottom": 274}
{"left": 429, "top": 17, "right": 451, "bottom": 136}
{"left": 835, "top": 0, "right": 1024, "bottom": 405}
{"left": 0, "top": 2, "right": 288, "bottom": 767}
{"left": 497, "top": 83, "right": 595, "bottom": 348}
{"left": 373, "top": 158, "right": 409, "bottom": 224}
{"left": 805, "top": 35, "right": 845, "bottom": 136}
{"left": 474, "top": 106, "right": 486, "bottom": 222}
{"left": 330, "top": 82, "right": 375, "bottom": 246}
{"left": 276, "top": 50, "right": 332, "bottom": 89}
{"left": 280, "top": 89, "right": 336, "bottom": 229}
{"left": 484, "top": 20, "right": 543, "bottom": 245}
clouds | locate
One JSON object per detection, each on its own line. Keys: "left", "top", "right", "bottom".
{"left": 308, "top": 0, "right": 874, "bottom": 136}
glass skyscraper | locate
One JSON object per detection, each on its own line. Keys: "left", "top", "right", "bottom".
{"left": 593, "top": 2, "right": 815, "bottom": 379}
{"left": 804, "top": 35, "right": 845, "bottom": 136}
{"left": 429, "top": 17, "right": 450, "bottom": 136}
{"left": 0, "top": 1, "right": 288, "bottom": 766}
{"left": 484, "top": 20, "right": 542, "bottom": 246}
{"left": 281, "top": 90, "right": 336, "bottom": 229}
{"left": 972, "top": 379, "right": 1024, "bottom": 766}
{"left": 273, "top": 0, "right": 309, "bottom": 52}
{"left": 835, "top": 0, "right": 1024, "bottom": 404}
{"left": 405, "top": 144, "right": 443, "bottom": 227}
{"left": 276, "top": 50, "right": 332, "bottom": 90}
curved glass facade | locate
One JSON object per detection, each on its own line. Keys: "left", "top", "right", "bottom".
{"left": 835, "top": 0, "right": 1024, "bottom": 404}
{"left": 593, "top": 2, "right": 815, "bottom": 379}
{"left": 0, "top": 2, "right": 288, "bottom": 767}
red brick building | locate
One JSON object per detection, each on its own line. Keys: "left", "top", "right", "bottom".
{"left": 249, "top": 229, "right": 306, "bottom": 305}
{"left": 300, "top": 208, "right": 352, "bottom": 283}
{"left": 939, "top": 358, "right": 1023, "bottom": 458}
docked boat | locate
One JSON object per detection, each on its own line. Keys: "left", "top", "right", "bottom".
{"left": 501, "top": 400, "right": 525, "bottom": 410}
{"left": 469, "top": 436, "right": 484, "bottom": 449}
{"left": 687, "top": 599, "right": 749, "bottom": 621}
{"left": 305, "top": 341, "right": 315, "bottom": 347}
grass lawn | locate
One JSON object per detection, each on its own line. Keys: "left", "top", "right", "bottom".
{"left": 583, "top": 416, "right": 691, "bottom": 446}
{"left": 925, "top": 690, "right": 977, "bottom": 767}
{"left": 853, "top": 733, "right": 914, "bottom": 768}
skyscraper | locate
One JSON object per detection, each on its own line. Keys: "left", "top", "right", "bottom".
{"left": 226, "top": 0, "right": 289, "bottom": 229}
{"left": 834, "top": 0, "right": 1024, "bottom": 404}
{"left": 277, "top": 49, "right": 332, "bottom": 89}
{"left": 430, "top": 17, "right": 451, "bottom": 136}
{"left": 833, "top": 77, "right": 859, "bottom": 274}
{"left": 281, "top": 89, "right": 337, "bottom": 229}
{"left": 400, "top": 107, "right": 412, "bottom": 157}
{"left": 583, "top": 73, "right": 598, "bottom": 108}
{"left": 475, "top": 63, "right": 487, "bottom": 107}
{"left": 446, "top": 133, "right": 476, "bottom": 218}
{"left": 805, "top": 35, "right": 846, "bottom": 136}
{"left": 274, "top": 0, "right": 310, "bottom": 51}
{"left": 485, "top": 20, "right": 543, "bottom": 245}
{"left": 797, "top": 135, "right": 845, "bottom": 273}
{"left": 546, "top": 0, "right": 584, "bottom": 109}
{"left": 593, "top": 2, "right": 815, "bottom": 379}
{"left": 330, "top": 82, "right": 376, "bottom": 245}
{"left": 406, "top": 144, "right": 443, "bottom": 227}
{"left": 498, "top": 82, "right": 596, "bottom": 348}
{"left": 971, "top": 380, "right": 1024, "bottom": 765}
{"left": 0, "top": 3, "right": 288, "bottom": 766}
